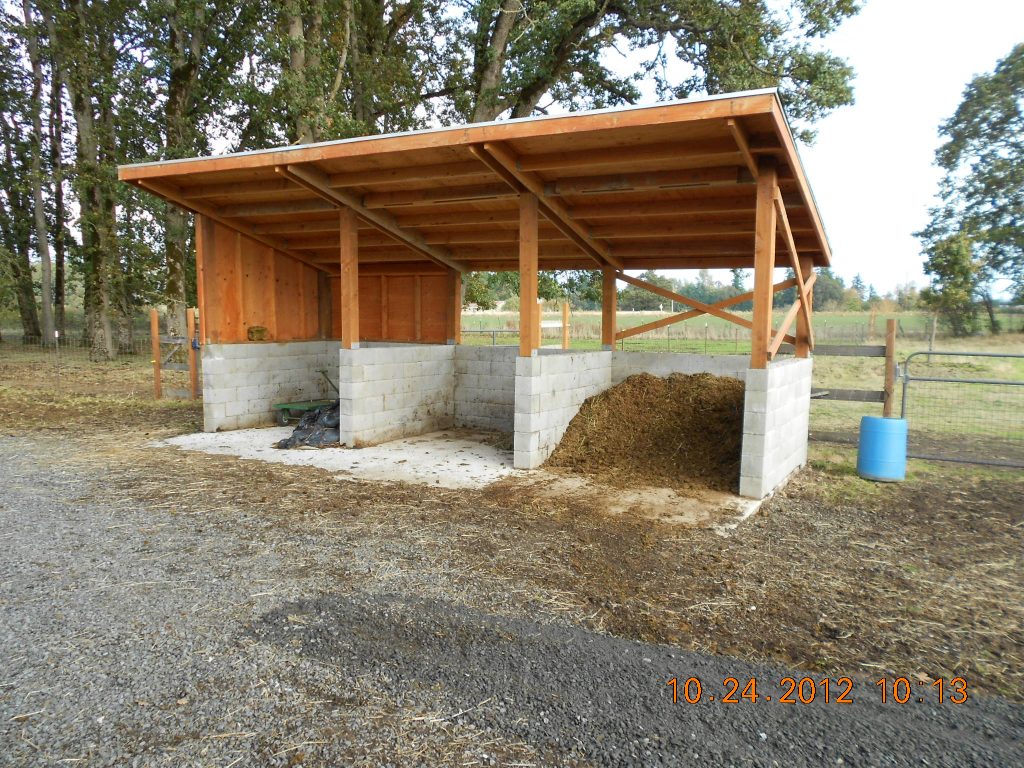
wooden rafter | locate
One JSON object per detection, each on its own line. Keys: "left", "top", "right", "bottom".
{"left": 726, "top": 119, "right": 759, "bottom": 179}
{"left": 773, "top": 187, "right": 814, "bottom": 349}
{"left": 615, "top": 277, "right": 800, "bottom": 341}
{"left": 132, "top": 178, "right": 335, "bottom": 275}
{"left": 469, "top": 142, "right": 623, "bottom": 270}
{"left": 275, "top": 163, "right": 466, "bottom": 273}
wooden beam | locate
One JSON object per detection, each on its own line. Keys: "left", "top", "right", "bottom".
{"left": 545, "top": 166, "right": 748, "bottom": 196}
{"left": 726, "top": 119, "right": 759, "bottom": 179}
{"left": 773, "top": 188, "right": 814, "bottom": 350}
{"left": 362, "top": 183, "right": 512, "bottom": 208}
{"left": 602, "top": 267, "right": 617, "bottom": 349}
{"left": 519, "top": 194, "right": 539, "bottom": 357}
{"left": 517, "top": 137, "right": 740, "bottom": 172}
{"left": 561, "top": 301, "right": 570, "bottom": 350}
{"left": 339, "top": 207, "right": 359, "bottom": 349}
{"left": 276, "top": 163, "right": 466, "bottom": 272}
{"left": 589, "top": 221, "right": 755, "bottom": 240}
{"left": 768, "top": 273, "right": 816, "bottom": 357}
{"left": 186, "top": 178, "right": 299, "bottom": 200}
{"left": 569, "top": 197, "right": 756, "bottom": 219}
{"left": 134, "top": 179, "right": 335, "bottom": 275}
{"left": 750, "top": 158, "right": 778, "bottom": 368}
{"left": 615, "top": 277, "right": 800, "bottom": 341}
{"left": 473, "top": 142, "right": 624, "bottom": 270}
{"left": 328, "top": 160, "right": 490, "bottom": 188}
{"left": 195, "top": 216, "right": 210, "bottom": 344}
{"left": 796, "top": 254, "right": 814, "bottom": 358}
{"left": 120, "top": 92, "right": 781, "bottom": 182}
{"left": 616, "top": 271, "right": 794, "bottom": 341}
{"left": 219, "top": 198, "right": 335, "bottom": 218}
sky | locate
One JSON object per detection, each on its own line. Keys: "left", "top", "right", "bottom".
{"left": 604, "top": 0, "right": 1024, "bottom": 295}
{"left": 797, "top": 0, "right": 1024, "bottom": 296}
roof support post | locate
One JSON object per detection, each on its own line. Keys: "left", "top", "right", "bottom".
{"left": 339, "top": 207, "right": 359, "bottom": 349}
{"left": 519, "top": 193, "right": 539, "bottom": 357}
{"left": 796, "top": 255, "right": 814, "bottom": 358}
{"left": 751, "top": 158, "right": 778, "bottom": 369}
{"left": 602, "top": 267, "right": 617, "bottom": 350}
{"left": 447, "top": 269, "right": 462, "bottom": 345}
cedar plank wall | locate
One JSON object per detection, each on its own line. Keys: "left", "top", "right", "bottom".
{"left": 329, "top": 273, "right": 450, "bottom": 344}
{"left": 198, "top": 215, "right": 449, "bottom": 344}
{"left": 198, "top": 216, "right": 321, "bottom": 342}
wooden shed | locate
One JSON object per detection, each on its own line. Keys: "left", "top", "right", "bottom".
{"left": 119, "top": 88, "right": 827, "bottom": 498}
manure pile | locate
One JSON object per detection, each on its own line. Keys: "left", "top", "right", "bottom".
{"left": 545, "top": 372, "right": 745, "bottom": 492}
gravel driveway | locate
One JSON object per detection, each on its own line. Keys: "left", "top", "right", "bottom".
{"left": 1, "top": 436, "right": 1021, "bottom": 767}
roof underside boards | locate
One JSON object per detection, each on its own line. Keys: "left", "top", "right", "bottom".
{"left": 118, "top": 89, "right": 831, "bottom": 276}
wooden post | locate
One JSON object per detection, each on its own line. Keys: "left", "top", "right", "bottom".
{"left": 601, "top": 267, "right": 616, "bottom": 349}
{"left": 561, "top": 301, "right": 570, "bottom": 350}
{"left": 796, "top": 254, "right": 814, "bottom": 359}
{"left": 186, "top": 307, "right": 199, "bottom": 400}
{"left": 750, "top": 158, "right": 778, "bottom": 368}
{"left": 150, "top": 308, "right": 162, "bottom": 399}
{"left": 339, "top": 207, "right": 359, "bottom": 349}
{"left": 519, "top": 193, "right": 539, "bottom": 357}
{"left": 537, "top": 298, "right": 543, "bottom": 348}
{"left": 195, "top": 216, "right": 210, "bottom": 344}
{"left": 447, "top": 269, "right": 462, "bottom": 344}
{"left": 883, "top": 318, "right": 897, "bottom": 417}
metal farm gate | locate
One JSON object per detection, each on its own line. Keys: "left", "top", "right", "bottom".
{"left": 900, "top": 351, "right": 1024, "bottom": 467}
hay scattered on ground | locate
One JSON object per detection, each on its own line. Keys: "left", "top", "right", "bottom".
{"left": 546, "top": 372, "right": 745, "bottom": 492}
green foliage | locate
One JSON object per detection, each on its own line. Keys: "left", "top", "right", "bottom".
{"left": 920, "top": 232, "right": 980, "bottom": 336}
{"left": 918, "top": 43, "right": 1024, "bottom": 324}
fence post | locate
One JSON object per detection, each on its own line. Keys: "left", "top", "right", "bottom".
{"left": 150, "top": 308, "right": 162, "bottom": 400}
{"left": 561, "top": 301, "right": 570, "bottom": 350}
{"left": 883, "top": 318, "right": 896, "bottom": 417}
{"left": 186, "top": 307, "right": 199, "bottom": 400}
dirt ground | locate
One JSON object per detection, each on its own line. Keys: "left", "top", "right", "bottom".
{"left": 0, "top": 355, "right": 1021, "bottom": 705}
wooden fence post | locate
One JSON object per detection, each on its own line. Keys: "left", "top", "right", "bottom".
{"left": 561, "top": 301, "right": 570, "bottom": 350}
{"left": 186, "top": 307, "right": 199, "bottom": 400}
{"left": 150, "top": 308, "right": 162, "bottom": 400}
{"left": 883, "top": 318, "right": 896, "bottom": 417}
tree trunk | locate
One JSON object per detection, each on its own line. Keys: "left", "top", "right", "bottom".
{"left": 470, "top": 0, "right": 519, "bottom": 122}
{"left": 22, "top": 0, "right": 56, "bottom": 345}
{"left": 49, "top": 61, "right": 66, "bottom": 334}
{"left": 981, "top": 292, "right": 1000, "bottom": 334}
{"left": 0, "top": 128, "right": 41, "bottom": 339}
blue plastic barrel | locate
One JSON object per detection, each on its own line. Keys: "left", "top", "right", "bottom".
{"left": 857, "top": 416, "right": 908, "bottom": 482}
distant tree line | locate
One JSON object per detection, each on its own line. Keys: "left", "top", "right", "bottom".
{"left": 462, "top": 266, "right": 922, "bottom": 313}
{"left": 0, "top": 0, "right": 861, "bottom": 356}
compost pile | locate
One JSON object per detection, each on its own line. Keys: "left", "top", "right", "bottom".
{"left": 274, "top": 401, "right": 342, "bottom": 449}
{"left": 545, "top": 372, "right": 745, "bottom": 492}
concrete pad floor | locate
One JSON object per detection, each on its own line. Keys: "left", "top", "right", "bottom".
{"left": 160, "top": 427, "right": 760, "bottom": 531}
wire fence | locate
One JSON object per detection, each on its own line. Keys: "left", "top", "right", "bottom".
{"left": 899, "top": 352, "right": 1024, "bottom": 467}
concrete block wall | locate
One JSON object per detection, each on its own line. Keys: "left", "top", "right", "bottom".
{"left": 338, "top": 344, "right": 455, "bottom": 446}
{"left": 513, "top": 350, "right": 612, "bottom": 469}
{"left": 453, "top": 345, "right": 517, "bottom": 432}
{"left": 740, "top": 358, "right": 813, "bottom": 499}
{"left": 201, "top": 341, "right": 337, "bottom": 432}
{"left": 611, "top": 351, "right": 749, "bottom": 385}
